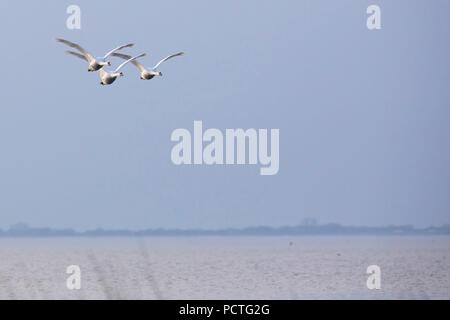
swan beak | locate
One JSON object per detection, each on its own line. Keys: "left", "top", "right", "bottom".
{"left": 159, "top": 72, "right": 163, "bottom": 76}
{"left": 119, "top": 72, "right": 124, "bottom": 76}
{"left": 107, "top": 62, "right": 111, "bottom": 66}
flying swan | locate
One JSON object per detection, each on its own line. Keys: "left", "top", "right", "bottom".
{"left": 55, "top": 38, "right": 135, "bottom": 72}
{"left": 111, "top": 52, "right": 185, "bottom": 80}
{"left": 99, "top": 53, "right": 147, "bottom": 85}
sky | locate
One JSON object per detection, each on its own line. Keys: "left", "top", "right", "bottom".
{"left": 0, "top": 1, "right": 449, "bottom": 230}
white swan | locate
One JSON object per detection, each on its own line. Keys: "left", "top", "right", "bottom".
{"left": 55, "top": 38, "right": 135, "bottom": 72}
{"left": 111, "top": 52, "right": 185, "bottom": 80}
{"left": 99, "top": 53, "right": 147, "bottom": 85}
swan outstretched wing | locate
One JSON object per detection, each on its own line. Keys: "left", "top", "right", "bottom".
{"left": 114, "top": 53, "right": 147, "bottom": 72}
{"left": 65, "top": 50, "right": 88, "bottom": 61}
{"left": 152, "top": 52, "right": 185, "bottom": 70}
{"left": 111, "top": 53, "right": 147, "bottom": 73}
{"left": 55, "top": 38, "right": 95, "bottom": 63}
{"left": 103, "top": 43, "right": 135, "bottom": 58}
{"left": 99, "top": 68, "right": 107, "bottom": 78}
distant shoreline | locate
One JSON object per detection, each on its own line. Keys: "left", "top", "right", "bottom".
{"left": 1, "top": 223, "right": 449, "bottom": 237}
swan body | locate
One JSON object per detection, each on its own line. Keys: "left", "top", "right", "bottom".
{"left": 99, "top": 53, "right": 147, "bottom": 85}
{"left": 111, "top": 52, "right": 185, "bottom": 80}
{"left": 55, "top": 38, "right": 135, "bottom": 72}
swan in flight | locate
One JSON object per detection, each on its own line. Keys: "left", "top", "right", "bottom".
{"left": 111, "top": 52, "right": 185, "bottom": 80}
{"left": 99, "top": 53, "right": 147, "bottom": 85}
{"left": 55, "top": 38, "right": 135, "bottom": 72}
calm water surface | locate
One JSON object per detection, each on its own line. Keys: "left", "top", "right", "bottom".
{"left": 0, "top": 236, "right": 448, "bottom": 299}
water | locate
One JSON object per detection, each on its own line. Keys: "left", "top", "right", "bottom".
{"left": 0, "top": 236, "right": 448, "bottom": 299}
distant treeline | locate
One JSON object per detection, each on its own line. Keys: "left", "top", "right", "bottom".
{"left": 0, "top": 223, "right": 449, "bottom": 237}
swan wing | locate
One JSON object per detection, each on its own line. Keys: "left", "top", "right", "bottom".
{"left": 99, "top": 68, "right": 108, "bottom": 78}
{"left": 152, "top": 52, "right": 185, "bottom": 70}
{"left": 114, "top": 53, "right": 147, "bottom": 72}
{"left": 111, "top": 53, "right": 147, "bottom": 73}
{"left": 65, "top": 50, "right": 88, "bottom": 61}
{"left": 103, "top": 43, "right": 135, "bottom": 58}
{"left": 55, "top": 38, "right": 95, "bottom": 63}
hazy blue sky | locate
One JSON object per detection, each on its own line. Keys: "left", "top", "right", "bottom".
{"left": 0, "top": 1, "right": 449, "bottom": 230}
